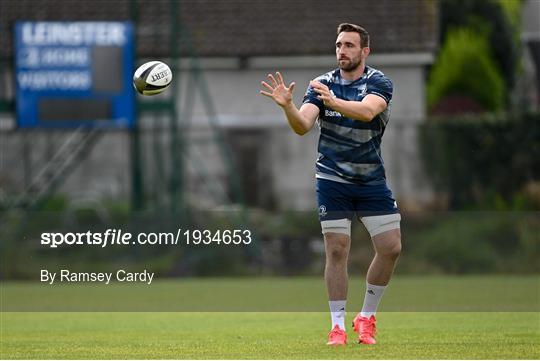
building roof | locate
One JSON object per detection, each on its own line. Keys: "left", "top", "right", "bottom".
{"left": 0, "top": 0, "right": 438, "bottom": 59}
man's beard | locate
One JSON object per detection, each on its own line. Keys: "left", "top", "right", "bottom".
{"left": 338, "top": 57, "right": 361, "bottom": 72}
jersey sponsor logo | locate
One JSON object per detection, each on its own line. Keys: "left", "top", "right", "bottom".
{"left": 325, "top": 109, "right": 343, "bottom": 117}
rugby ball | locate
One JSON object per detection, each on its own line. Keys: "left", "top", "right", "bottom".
{"left": 133, "top": 61, "right": 172, "bottom": 95}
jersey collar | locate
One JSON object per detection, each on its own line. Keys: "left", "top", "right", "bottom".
{"left": 335, "top": 66, "right": 370, "bottom": 85}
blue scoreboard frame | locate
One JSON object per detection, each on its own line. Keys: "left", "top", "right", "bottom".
{"left": 15, "top": 21, "right": 135, "bottom": 129}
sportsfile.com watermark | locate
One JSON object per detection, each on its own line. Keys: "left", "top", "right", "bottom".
{"left": 40, "top": 229, "right": 253, "bottom": 248}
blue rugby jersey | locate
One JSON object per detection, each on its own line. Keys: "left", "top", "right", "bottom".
{"left": 302, "top": 65, "right": 393, "bottom": 185}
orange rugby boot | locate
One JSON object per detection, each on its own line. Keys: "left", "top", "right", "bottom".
{"left": 326, "top": 325, "right": 347, "bottom": 346}
{"left": 352, "top": 314, "right": 377, "bottom": 344}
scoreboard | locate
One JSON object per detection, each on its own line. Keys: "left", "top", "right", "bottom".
{"left": 15, "top": 22, "right": 135, "bottom": 128}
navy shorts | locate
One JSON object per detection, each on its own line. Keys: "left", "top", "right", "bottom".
{"left": 316, "top": 178, "right": 399, "bottom": 221}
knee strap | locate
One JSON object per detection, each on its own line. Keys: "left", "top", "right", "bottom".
{"left": 321, "top": 218, "right": 352, "bottom": 236}
{"left": 360, "top": 213, "right": 401, "bottom": 237}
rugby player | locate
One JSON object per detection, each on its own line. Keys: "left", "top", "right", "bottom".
{"left": 260, "top": 23, "right": 401, "bottom": 346}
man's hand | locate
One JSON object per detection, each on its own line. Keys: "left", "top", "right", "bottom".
{"left": 310, "top": 80, "right": 338, "bottom": 109}
{"left": 260, "top": 72, "right": 296, "bottom": 108}
{"left": 310, "top": 80, "right": 387, "bottom": 122}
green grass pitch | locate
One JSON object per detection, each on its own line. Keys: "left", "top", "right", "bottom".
{"left": 1, "top": 276, "right": 539, "bottom": 359}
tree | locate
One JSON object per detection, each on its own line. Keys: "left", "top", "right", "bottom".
{"left": 439, "top": 0, "right": 519, "bottom": 92}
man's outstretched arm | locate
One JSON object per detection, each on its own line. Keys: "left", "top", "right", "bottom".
{"left": 260, "top": 72, "right": 319, "bottom": 135}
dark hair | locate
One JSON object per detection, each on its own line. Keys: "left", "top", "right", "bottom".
{"left": 337, "top": 23, "right": 370, "bottom": 48}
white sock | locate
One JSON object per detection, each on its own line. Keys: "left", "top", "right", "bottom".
{"left": 360, "top": 282, "right": 386, "bottom": 318}
{"left": 329, "top": 300, "right": 346, "bottom": 330}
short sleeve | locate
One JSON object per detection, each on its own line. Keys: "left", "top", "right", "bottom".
{"left": 302, "top": 84, "right": 324, "bottom": 113}
{"left": 367, "top": 75, "right": 393, "bottom": 104}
